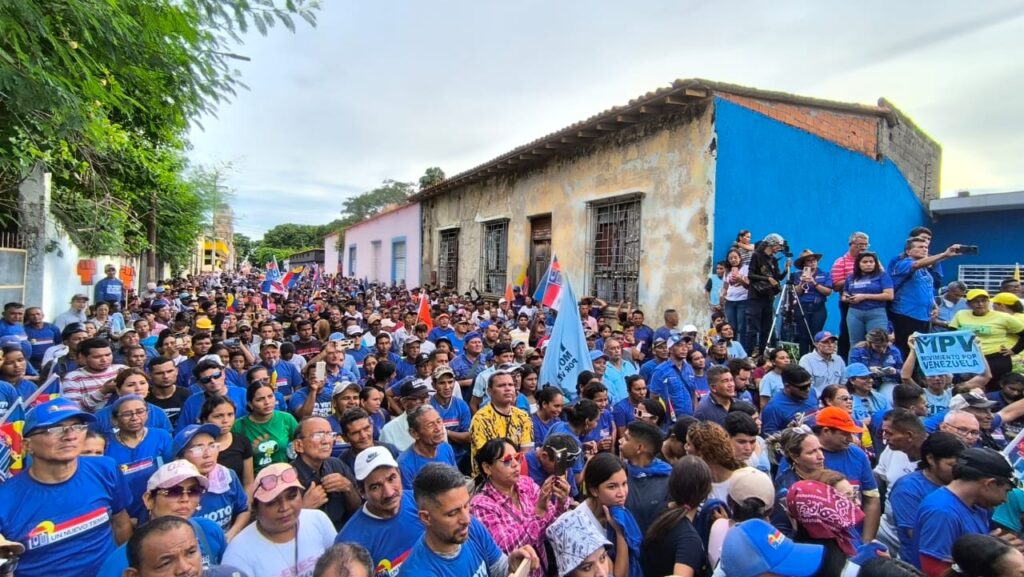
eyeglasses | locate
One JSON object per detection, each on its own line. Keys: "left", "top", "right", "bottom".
{"left": 198, "top": 371, "right": 222, "bottom": 385}
{"left": 155, "top": 485, "right": 206, "bottom": 499}
{"left": 634, "top": 407, "right": 654, "bottom": 420}
{"left": 118, "top": 408, "right": 148, "bottom": 420}
{"left": 950, "top": 425, "right": 981, "bottom": 438}
{"left": 183, "top": 442, "right": 221, "bottom": 457}
{"left": 33, "top": 423, "right": 89, "bottom": 438}
{"left": 252, "top": 377, "right": 270, "bottom": 386}
{"left": 496, "top": 452, "right": 521, "bottom": 467}
{"left": 834, "top": 395, "right": 852, "bottom": 402}
{"left": 258, "top": 467, "right": 299, "bottom": 493}
{"left": 300, "top": 431, "right": 337, "bottom": 443}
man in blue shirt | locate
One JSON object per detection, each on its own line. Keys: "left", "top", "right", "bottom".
{"left": 176, "top": 360, "right": 248, "bottom": 433}
{"left": 397, "top": 405, "right": 457, "bottom": 490}
{"left": 915, "top": 447, "right": 1015, "bottom": 576}
{"left": 890, "top": 238, "right": 963, "bottom": 359}
{"left": 258, "top": 339, "right": 304, "bottom": 399}
{"left": 693, "top": 366, "right": 735, "bottom": 426}
{"left": 0, "top": 302, "right": 31, "bottom": 361}
{"left": 761, "top": 366, "right": 818, "bottom": 435}
{"left": 336, "top": 446, "right": 424, "bottom": 577}
{"left": 639, "top": 338, "right": 668, "bottom": 383}
{"left": 23, "top": 306, "right": 61, "bottom": 370}
{"left": 430, "top": 366, "right": 472, "bottom": 470}
{"left": 629, "top": 310, "right": 655, "bottom": 353}
{"left": 813, "top": 406, "right": 881, "bottom": 542}
{"left": 400, "top": 463, "right": 539, "bottom": 576}
{"left": 650, "top": 335, "right": 696, "bottom": 422}
{"left": 93, "top": 264, "right": 125, "bottom": 307}
{"left": 0, "top": 398, "right": 133, "bottom": 577}
{"left": 427, "top": 312, "right": 456, "bottom": 344}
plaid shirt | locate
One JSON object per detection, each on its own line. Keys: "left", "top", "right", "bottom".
{"left": 470, "top": 475, "right": 571, "bottom": 577}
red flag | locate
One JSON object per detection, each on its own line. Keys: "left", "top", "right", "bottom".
{"left": 504, "top": 282, "right": 514, "bottom": 304}
{"left": 417, "top": 294, "right": 433, "bottom": 332}
{"left": 541, "top": 257, "right": 563, "bottom": 309}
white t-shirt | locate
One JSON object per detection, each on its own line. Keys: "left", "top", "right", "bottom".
{"left": 222, "top": 508, "right": 336, "bottom": 577}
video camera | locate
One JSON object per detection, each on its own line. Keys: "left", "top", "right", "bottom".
{"left": 780, "top": 240, "right": 793, "bottom": 258}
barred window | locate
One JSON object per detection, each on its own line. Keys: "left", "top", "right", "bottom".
{"left": 439, "top": 229, "right": 459, "bottom": 289}
{"left": 589, "top": 196, "right": 641, "bottom": 302}
{"left": 392, "top": 240, "right": 407, "bottom": 284}
{"left": 482, "top": 220, "right": 509, "bottom": 295}
{"left": 958, "top": 264, "right": 1019, "bottom": 293}
{"left": 348, "top": 246, "right": 356, "bottom": 277}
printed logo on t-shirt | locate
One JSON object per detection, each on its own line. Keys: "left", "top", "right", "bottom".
{"left": 375, "top": 550, "right": 411, "bottom": 577}
{"left": 26, "top": 507, "right": 109, "bottom": 550}
{"left": 120, "top": 457, "right": 157, "bottom": 475}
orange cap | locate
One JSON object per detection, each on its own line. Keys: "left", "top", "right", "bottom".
{"left": 815, "top": 406, "right": 863, "bottom": 434}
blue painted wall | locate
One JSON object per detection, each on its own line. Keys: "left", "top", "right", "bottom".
{"left": 713, "top": 97, "right": 929, "bottom": 332}
{"left": 931, "top": 209, "right": 1024, "bottom": 272}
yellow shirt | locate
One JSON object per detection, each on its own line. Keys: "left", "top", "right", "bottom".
{"left": 469, "top": 403, "right": 533, "bottom": 476}
{"left": 949, "top": 310, "right": 1024, "bottom": 355}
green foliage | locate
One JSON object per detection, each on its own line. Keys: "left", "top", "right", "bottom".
{"left": 252, "top": 245, "right": 291, "bottom": 267}
{"left": 233, "top": 232, "right": 256, "bottom": 264}
{"left": 262, "top": 223, "right": 325, "bottom": 250}
{"left": 418, "top": 166, "right": 445, "bottom": 190}
{"left": 0, "top": 0, "right": 320, "bottom": 256}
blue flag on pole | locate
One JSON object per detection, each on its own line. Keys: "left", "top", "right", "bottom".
{"left": 533, "top": 259, "right": 552, "bottom": 304}
{"left": 539, "top": 274, "right": 593, "bottom": 402}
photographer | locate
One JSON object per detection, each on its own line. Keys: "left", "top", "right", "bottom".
{"left": 743, "top": 233, "right": 791, "bottom": 356}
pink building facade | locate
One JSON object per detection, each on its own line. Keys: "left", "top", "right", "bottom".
{"left": 324, "top": 203, "right": 421, "bottom": 286}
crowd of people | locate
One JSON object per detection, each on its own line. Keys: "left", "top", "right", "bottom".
{"left": 0, "top": 226, "right": 1023, "bottom": 577}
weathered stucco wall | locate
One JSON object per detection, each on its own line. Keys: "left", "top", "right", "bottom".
{"left": 422, "top": 104, "right": 716, "bottom": 323}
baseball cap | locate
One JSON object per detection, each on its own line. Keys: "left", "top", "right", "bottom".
{"left": 71, "top": 293, "right": 89, "bottom": 301}
{"left": 398, "top": 377, "right": 429, "bottom": 398}
{"left": 721, "top": 519, "right": 823, "bottom": 577}
{"left": 590, "top": 350, "right": 607, "bottom": 362}
{"left": 367, "top": 314, "right": 382, "bottom": 324}
{"left": 652, "top": 337, "right": 668, "bottom": 348}
{"left": 845, "top": 362, "right": 871, "bottom": 379}
{"left": 260, "top": 339, "right": 281, "bottom": 349}
{"left": 145, "top": 460, "right": 209, "bottom": 492}
{"left": 814, "top": 331, "right": 837, "bottom": 343}
{"left": 253, "top": 463, "right": 304, "bottom": 503}
{"left": 404, "top": 336, "right": 422, "bottom": 346}
{"left": 950, "top": 390, "right": 997, "bottom": 411}
{"left": 172, "top": 424, "right": 222, "bottom": 457}
{"left": 492, "top": 343, "right": 512, "bottom": 357}
{"left": 415, "top": 353, "right": 431, "bottom": 367}
{"left": 728, "top": 467, "right": 775, "bottom": 508}
{"left": 681, "top": 323, "right": 699, "bottom": 334}
{"left": 993, "top": 292, "right": 1021, "bottom": 306}
{"left": 464, "top": 331, "right": 482, "bottom": 344}
{"left": 331, "top": 381, "right": 361, "bottom": 397}
{"left": 667, "top": 334, "right": 692, "bottom": 347}
{"left": 0, "top": 335, "right": 20, "bottom": 347}
{"left": 815, "top": 406, "right": 863, "bottom": 434}
{"left": 966, "top": 289, "right": 990, "bottom": 301}
{"left": 61, "top": 323, "right": 87, "bottom": 340}
{"left": 346, "top": 325, "right": 363, "bottom": 336}
{"left": 354, "top": 445, "right": 399, "bottom": 481}
{"left": 957, "top": 447, "right": 1015, "bottom": 484}
{"left": 433, "top": 366, "right": 455, "bottom": 380}
{"left": 197, "top": 354, "right": 224, "bottom": 367}
{"left": 23, "top": 397, "right": 96, "bottom": 436}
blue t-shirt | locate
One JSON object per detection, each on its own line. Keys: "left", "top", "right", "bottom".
{"left": 24, "top": 323, "right": 61, "bottom": 365}
{"left": 851, "top": 392, "right": 890, "bottom": 424}
{"left": 287, "top": 387, "right": 335, "bottom": 418}
{"left": 524, "top": 448, "right": 581, "bottom": 498}
{"left": 925, "top": 389, "right": 952, "bottom": 417}
{"left": 823, "top": 446, "right": 878, "bottom": 500}
{"left": 531, "top": 413, "right": 558, "bottom": 445}
{"left": 612, "top": 397, "right": 637, "bottom": 429}
{"left": 0, "top": 456, "right": 131, "bottom": 577}
{"left": 336, "top": 493, "right": 425, "bottom": 577}
{"left": 104, "top": 428, "right": 174, "bottom": 519}
{"left": 265, "top": 360, "right": 304, "bottom": 398}
{"left": 196, "top": 467, "right": 250, "bottom": 531}
{"left": 176, "top": 387, "right": 249, "bottom": 433}
{"left": 845, "top": 273, "right": 894, "bottom": 311}
{"left": 582, "top": 409, "right": 615, "bottom": 447}
{"left": 397, "top": 443, "right": 457, "bottom": 490}
{"left": 639, "top": 357, "right": 664, "bottom": 385}
{"left": 791, "top": 269, "right": 833, "bottom": 306}
{"left": 398, "top": 516, "right": 503, "bottom": 577}
{"left": 427, "top": 326, "right": 456, "bottom": 344}
{"left": 890, "top": 470, "right": 941, "bottom": 568}
{"left": 96, "top": 517, "right": 225, "bottom": 577}
{"left": 891, "top": 257, "right": 936, "bottom": 321}
{"left": 761, "top": 392, "right": 819, "bottom": 435}
{"left": 0, "top": 381, "right": 22, "bottom": 421}
{"left": 916, "top": 486, "right": 990, "bottom": 565}
{"left": 92, "top": 402, "right": 172, "bottom": 436}
{"left": 431, "top": 396, "right": 472, "bottom": 461}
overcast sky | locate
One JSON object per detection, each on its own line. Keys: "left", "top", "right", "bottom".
{"left": 187, "top": 1, "right": 1024, "bottom": 239}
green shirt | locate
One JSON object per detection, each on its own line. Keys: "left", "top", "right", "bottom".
{"left": 233, "top": 411, "right": 299, "bottom": 473}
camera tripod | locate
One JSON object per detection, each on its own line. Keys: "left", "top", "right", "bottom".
{"left": 764, "top": 278, "right": 815, "bottom": 353}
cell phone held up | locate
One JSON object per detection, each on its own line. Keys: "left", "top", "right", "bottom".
{"left": 956, "top": 245, "right": 979, "bottom": 255}
{"left": 315, "top": 361, "right": 326, "bottom": 381}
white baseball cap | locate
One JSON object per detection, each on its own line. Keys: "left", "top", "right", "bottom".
{"left": 354, "top": 445, "right": 399, "bottom": 481}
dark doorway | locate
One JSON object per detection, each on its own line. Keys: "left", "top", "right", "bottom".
{"left": 529, "top": 215, "right": 552, "bottom": 295}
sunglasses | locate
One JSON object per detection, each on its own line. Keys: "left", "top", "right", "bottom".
{"left": 198, "top": 371, "right": 223, "bottom": 385}
{"left": 258, "top": 467, "right": 299, "bottom": 493}
{"left": 155, "top": 485, "right": 206, "bottom": 499}
{"left": 496, "top": 452, "right": 522, "bottom": 467}
{"left": 791, "top": 383, "right": 812, "bottom": 391}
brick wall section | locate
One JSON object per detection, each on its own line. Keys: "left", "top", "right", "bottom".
{"left": 878, "top": 99, "right": 941, "bottom": 203}
{"left": 718, "top": 93, "right": 879, "bottom": 158}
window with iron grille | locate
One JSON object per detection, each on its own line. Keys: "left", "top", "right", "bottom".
{"left": 589, "top": 196, "right": 641, "bottom": 302}
{"left": 392, "top": 239, "right": 407, "bottom": 284}
{"left": 348, "top": 246, "right": 356, "bottom": 277}
{"left": 958, "top": 265, "right": 1019, "bottom": 293}
{"left": 439, "top": 229, "right": 459, "bottom": 289}
{"left": 371, "top": 240, "right": 382, "bottom": 282}
{"left": 481, "top": 220, "right": 509, "bottom": 295}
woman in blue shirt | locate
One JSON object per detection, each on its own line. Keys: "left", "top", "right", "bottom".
{"left": 104, "top": 394, "right": 174, "bottom": 521}
{"left": 843, "top": 252, "right": 894, "bottom": 347}
{"left": 581, "top": 382, "right": 616, "bottom": 454}
{"left": 176, "top": 423, "right": 251, "bottom": 541}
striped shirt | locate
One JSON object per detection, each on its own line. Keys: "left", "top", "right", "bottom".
{"left": 62, "top": 364, "right": 126, "bottom": 412}
{"left": 831, "top": 253, "right": 857, "bottom": 288}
